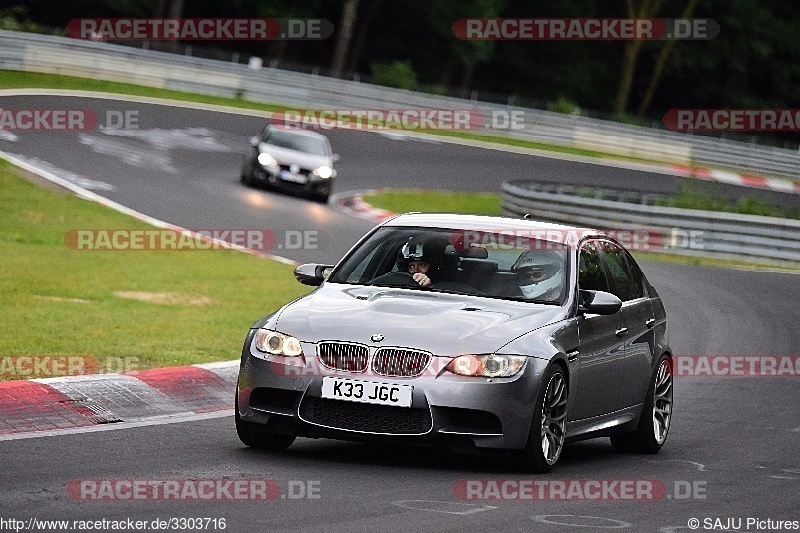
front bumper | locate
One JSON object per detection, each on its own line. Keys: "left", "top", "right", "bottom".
{"left": 253, "top": 166, "right": 332, "bottom": 198}
{"left": 236, "top": 331, "right": 550, "bottom": 453}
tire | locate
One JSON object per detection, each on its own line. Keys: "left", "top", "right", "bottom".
{"left": 611, "top": 354, "right": 673, "bottom": 453}
{"left": 235, "top": 398, "right": 296, "bottom": 451}
{"left": 515, "top": 365, "right": 568, "bottom": 473}
{"left": 240, "top": 158, "right": 256, "bottom": 187}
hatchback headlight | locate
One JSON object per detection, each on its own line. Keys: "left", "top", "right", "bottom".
{"left": 257, "top": 153, "right": 278, "bottom": 167}
{"left": 312, "top": 165, "right": 333, "bottom": 179}
{"left": 445, "top": 354, "right": 526, "bottom": 377}
{"left": 254, "top": 329, "right": 303, "bottom": 357}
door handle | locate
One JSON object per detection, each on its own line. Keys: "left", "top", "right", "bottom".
{"left": 645, "top": 318, "right": 656, "bottom": 328}
{"left": 615, "top": 327, "right": 629, "bottom": 337}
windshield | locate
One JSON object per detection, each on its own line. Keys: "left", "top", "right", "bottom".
{"left": 262, "top": 129, "right": 329, "bottom": 156}
{"left": 328, "top": 226, "right": 570, "bottom": 304}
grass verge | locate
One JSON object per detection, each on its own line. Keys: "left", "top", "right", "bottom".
{"left": 656, "top": 182, "right": 800, "bottom": 220}
{"left": 363, "top": 189, "right": 501, "bottom": 216}
{"left": 0, "top": 70, "right": 284, "bottom": 114}
{"left": 364, "top": 187, "right": 799, "bottom": 220}
{"left": 0, "top": 159, "right": 310, "bottom": 380}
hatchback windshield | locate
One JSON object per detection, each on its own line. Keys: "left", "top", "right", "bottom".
{"left": 262, "top": 129, "right": 329, "bottom": 156}
{"left": 329, "top": 226, "right": 569, "bottom": 304}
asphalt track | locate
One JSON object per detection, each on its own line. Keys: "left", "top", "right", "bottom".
{"left": 1, "top": 94, "right": 798, "bottom": 532}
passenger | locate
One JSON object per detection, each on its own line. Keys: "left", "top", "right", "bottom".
{"left": 511, "top": 250, "right": 564, "bottom": 300}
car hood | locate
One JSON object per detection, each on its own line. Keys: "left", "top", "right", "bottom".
{"left": 273, "top": 283, "right": 566, "bottom": 356}
{"left": 258, "top": 142, "right": 331, "bottom": 169}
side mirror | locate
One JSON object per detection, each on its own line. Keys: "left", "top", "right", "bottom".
{"left": 332, "top": 154, "right": 341, "bottom": 162}
{"left": 294, "top": 263, "right": 334, "bottom": 286}
{"left": 250, "top": 136, "right": 260, "bottom": 148}
{"left": 578, "top": 290, "right": 622, "bottom": 315}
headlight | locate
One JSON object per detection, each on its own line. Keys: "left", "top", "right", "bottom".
{"left": 254, "top": 329, "right": 303, "bottom": 357}
{"left": 445, "top": 354, "right": 526, "bottom": 377}
{"left": 312, "top": 165, "right": 333, "bottom": 179}
{"left": 257, "top": 153, "right": 278, "bottom": 167}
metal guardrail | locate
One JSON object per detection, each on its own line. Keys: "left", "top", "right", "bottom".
{"left": 501, "top": 180, "right": 800, "bottom": 265}
{"left": 3, "top": 30, "right": 800, "bottom": 179}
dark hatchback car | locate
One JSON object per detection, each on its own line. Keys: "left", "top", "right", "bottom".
{"left": 236, "top": 214, "right": 672, "bottom": 472}
{"left": 240, "top": 125, "right": 338, "bottom": 203}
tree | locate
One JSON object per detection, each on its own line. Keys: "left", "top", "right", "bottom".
{"left": 345, "top": 0, "right": 384, "bottom": 74}
{"left": 613, "top": 0, "right": 662, "bottom": 116}
{"left": 329, "top": 0, "right": 360, "bottom": 78}
{"left": 426, "top": 0, "right": 506, "bottom": 96}
{"left": 636, "top": 0, "right": 701, "bottom": 117}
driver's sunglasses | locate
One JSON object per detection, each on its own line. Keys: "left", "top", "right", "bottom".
{"left": 522, "top": 269, "right": 548, "bottom": 280}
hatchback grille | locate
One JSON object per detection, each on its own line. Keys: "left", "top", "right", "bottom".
{"left": 300, "top": 397, "right": 432, "bottom": 434}
{"left": 372, "top": 348, "right": 432, "bottom": 377}
{"left": 278, "top": 164, "right": 309, "bottom": 176}
{"left": 317, "top": 342, "right": 369, "bottom": 372}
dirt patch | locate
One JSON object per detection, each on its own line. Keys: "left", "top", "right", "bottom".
{"left": 33, "top": 295, "right": 91, "bottom": 303}
{"left": 113, "top": 291, "right": 214, "bottom": 306}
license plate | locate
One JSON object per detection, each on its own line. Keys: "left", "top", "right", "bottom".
{"left": 279, "top": 170, "right": 307, "bottom": 183}
{"left": 321, "top": 377, "right": 412, "bottom": 408}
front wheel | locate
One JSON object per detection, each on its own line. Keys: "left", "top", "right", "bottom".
{"left": 240, "top": 159, "right": 255, "bottom": 187}
{"left": 514, "top": 365, "right": 568, "bottom": 473}
{"left": 235, "top": 399, "right": 296, "bottom": 451}
{"left": 611, "top": 354, "right": 673, "bottom": 453}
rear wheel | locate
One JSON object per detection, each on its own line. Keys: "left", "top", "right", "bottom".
{"left": 611, "top": 354, "right": 672, "bottom": 453}
{"left": 515, "top": 365, "right": 568, "bottom": 473}
{"left": 235, "top": 398, "right": 295, "bottom": 451}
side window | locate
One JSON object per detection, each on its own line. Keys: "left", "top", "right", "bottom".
{"left": 345, "top": 245, "right": 380, "bottom": 283}
{"left": 600, "top": 241, "right": 644, "bottom": 301}
{"left": 578, "top": 241, "right": 609, "bottom": 292}
{"left": 624, "top": 252, "right": 649, "bottom": 298}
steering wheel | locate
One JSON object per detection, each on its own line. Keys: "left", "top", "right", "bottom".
{"left": 368, "top": 271, "right": 428, "bottom": 289}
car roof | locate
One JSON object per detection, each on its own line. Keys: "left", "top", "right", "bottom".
{"left": 382, "top": 213, "right": 607, "bottom": 246}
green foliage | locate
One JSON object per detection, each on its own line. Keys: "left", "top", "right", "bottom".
{"left": 548, "top": 97, "right": 582, "bottom": 115}
{"left": 656, "top": 182, "right": 800, "bottom": 219}
{"left": 362, "top": 190, "right": 501, "bottom": 216}
{"left": 0, "top": 6, "right": 39, "bottom": 32}
{"left": 370, "top": 60, "right": 417, "bottom": 90}
{"left": 420, "top": 84, "right": 449, "bottom": 96}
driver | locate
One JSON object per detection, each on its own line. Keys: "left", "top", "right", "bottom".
{"left": 396, "top": 237, "right": 440, "bottom": 287}
{"left": 511, "top": 250, "right": 564, "bottom": 300}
